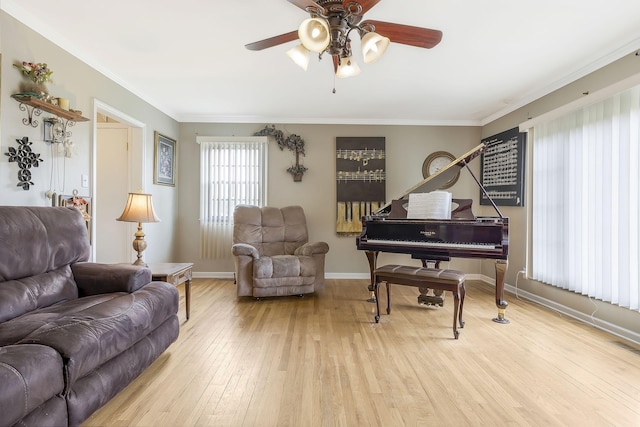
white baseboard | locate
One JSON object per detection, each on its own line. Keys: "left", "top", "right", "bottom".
{"left": 478, "top": 275, "right": 640, "bottom": 346}
{"left": 193, "top": 271, "right": 234, "bottom": 279}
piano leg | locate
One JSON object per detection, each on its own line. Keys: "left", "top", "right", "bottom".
{"left": 366, "top": 251, "right": 379, "bottom": 303}
{"left": 492, "top": 260, "right": 509, "bottom": 324}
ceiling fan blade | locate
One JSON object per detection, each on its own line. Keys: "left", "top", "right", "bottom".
{"left": 245, "top": 30, "right": 299, "bottom": 51}
{"left": 361, "top": 20, "right": 442, "bottom": 49}
{"left": 287, "top": 0, "right": 324, "bottom": 12}
{"left": 346, "top": 0, "right": 381, "bottom": 15}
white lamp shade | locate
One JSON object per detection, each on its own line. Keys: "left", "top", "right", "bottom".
{"left": 298, "top": 17, "right": 330, "bottom": 53}
{"left": 361, "top": 31, "right": 390, "bottom": 64}
{"left": 336, "top": 56, "right": 361, "bottom": 78}
{"left": 286, "top": 44, "right": 310, "bottom": 71}
{"left": 116, "top": 192, "right": 160, "bottom": 223}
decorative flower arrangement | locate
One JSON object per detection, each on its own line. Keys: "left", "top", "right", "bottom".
{"left": 13, "top": 61, "right": 54, "bottom": 85}
{"left": 255, "top": 125, "right": 308, "bottom": 181}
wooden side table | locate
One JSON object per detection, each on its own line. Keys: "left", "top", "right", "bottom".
{"left": 148, "top": 263, "right": 193, "bottom": 320}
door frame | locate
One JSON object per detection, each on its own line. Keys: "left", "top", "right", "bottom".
{"left": 91, "top": 99, "right": 147, "bottom": 261}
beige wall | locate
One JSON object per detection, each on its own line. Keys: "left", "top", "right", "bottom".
{"left": 177, "top": 123, "right": 482, "bottom": 276}
{"left": 0, "top": 11, "right": 180, "bottom": 263}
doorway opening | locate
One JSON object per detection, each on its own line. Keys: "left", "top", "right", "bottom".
{"left": 92, "top": 100, "right": 146, "bottom": 263}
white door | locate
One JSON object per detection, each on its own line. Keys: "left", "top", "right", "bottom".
{"left": 96, "top": 125, "right": 131, "bottom": 263}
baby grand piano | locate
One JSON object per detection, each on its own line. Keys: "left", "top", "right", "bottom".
{"left": 356, "top": 143, "right": 510, "bottom": 323}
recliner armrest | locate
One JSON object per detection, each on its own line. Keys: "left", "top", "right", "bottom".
{"left": 71, "top": 262, "right": 152, "bottom": 296}
{"left": 0, "top": 345, "right": 65, "bottom": 427}
{"left": 295, "top": 241, "right": 330, "bottom": 256}
{"left": 232, "top": 243, "right": 260, "bottom": 258}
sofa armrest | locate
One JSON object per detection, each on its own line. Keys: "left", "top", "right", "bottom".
{"left": 295, "top": 241, "right": 330, "bottom": 256}
{"left": 0, "top": 344, "right": 65, "bottom": 427}
{"left": 232, "top": 243, "right": 260, "bottom": 258}
{"left": 71, "top": 262, "right": 152, "bottom": 296}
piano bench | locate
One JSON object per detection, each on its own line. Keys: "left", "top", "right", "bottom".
{"left": 373, "top": 264, "right": 466, "bottom": 339}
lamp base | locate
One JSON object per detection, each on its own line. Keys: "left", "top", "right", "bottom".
{"left": 132, "top": 258, "right": 148, "bottom": 267}
{"left": 132, "top": 222, "right": 148, "bottom": 267}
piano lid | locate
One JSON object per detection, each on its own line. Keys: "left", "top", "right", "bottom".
{"left": 375, "top": 143, "right": 486, "bottom": 215}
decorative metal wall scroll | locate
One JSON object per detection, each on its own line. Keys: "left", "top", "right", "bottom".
{"left": 254, "top": 125, "right": 307, "bottom": 181}
{"left": 4, "top": 137, "right": 43, "bottom": 190}
{"left": 336, "top": 137, "right": 385, "bottom": 235}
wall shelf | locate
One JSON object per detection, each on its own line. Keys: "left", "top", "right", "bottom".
{"left": 12, "top": 94, "right": 89, "bottom": 141}
{"left": 11, "top": 94, "right": 89, "bottom": 123}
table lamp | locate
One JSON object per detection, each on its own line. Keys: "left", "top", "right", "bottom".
{"left": 116, "top": 191, "right": 160, "bottom": 266}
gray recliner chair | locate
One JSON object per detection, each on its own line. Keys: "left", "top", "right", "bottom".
{"left": 232, "top": 205, "right": 329, "bottom": 298}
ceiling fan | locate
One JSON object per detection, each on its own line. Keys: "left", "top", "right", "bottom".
{"left": 245, "top": 0, "right": 442, "bottom": 78}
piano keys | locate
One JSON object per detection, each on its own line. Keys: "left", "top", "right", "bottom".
{"left": 356, "top": 143, "right": 510, "bottom": 323}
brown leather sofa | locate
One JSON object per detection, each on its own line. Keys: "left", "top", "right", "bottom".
{"left": 0, "top": 206, "right": 179, "bottom": 427}
{"left": 232, "top": 205, "right": 329, "bottom": 298}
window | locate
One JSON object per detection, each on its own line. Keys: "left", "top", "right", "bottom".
{"left": 531, "top": 85, "right": 640, "bottom": 310}
{"left": 197, "top": 136, "right": 268, "bottom": 258}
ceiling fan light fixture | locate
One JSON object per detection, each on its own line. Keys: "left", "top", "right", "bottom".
{"left": 336, "top": 56, "right": 361, "bottom": 78}
{"left": 361, "top": 31, "right": 390, "bottom": 64}
{"left": 298, "top": 17, "right": 330, "bottom": 53}
{"left": 286, "top": 44, "right": 310, "bottom": 71}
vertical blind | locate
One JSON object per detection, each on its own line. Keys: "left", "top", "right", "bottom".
{"left": 532, "top": 85, "right": 640, "bottom": 310}
{"left": 198, "top": 137, "right": 268, "bottom": 258}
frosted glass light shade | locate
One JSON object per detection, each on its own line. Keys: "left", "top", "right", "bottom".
{"left": 361, "top": 31, "right": 390, "bottom": 64}
{"left": 286, "top": 44, "right": 310, "bottom": 71}
{"left": 298, "top": 17, "right": 330, "bottom": 53}
{"left": 336, "top": 56, "right": 361, "bottom": 78}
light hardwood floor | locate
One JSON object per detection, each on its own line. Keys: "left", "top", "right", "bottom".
{"left": 83, "top": 278, "right": 640, "bottom": 426}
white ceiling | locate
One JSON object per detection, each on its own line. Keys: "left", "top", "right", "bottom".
{"left": 3, "top": 0, "right": 640, "bottom": 126}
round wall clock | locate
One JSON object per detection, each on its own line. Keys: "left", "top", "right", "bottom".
{"left": 422, "top": 150, "right": 459, "bottom": 189}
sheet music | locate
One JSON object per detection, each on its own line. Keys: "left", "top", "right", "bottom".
{"left": 407, "top": 191, "right": 452, "bottom": 219}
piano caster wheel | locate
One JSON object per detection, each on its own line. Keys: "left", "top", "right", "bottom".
{"left": 454, "top": 330, "right": 459, "bottom": 340}
{"left": 492, "top": 308, "right": 510, "bottom": 324}
{"left": 375, "top": 315, "right": 380, "bottom": 323}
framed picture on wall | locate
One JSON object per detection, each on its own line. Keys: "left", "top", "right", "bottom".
{"left": 154, "top": 131, "right": 176, "bottom": 186}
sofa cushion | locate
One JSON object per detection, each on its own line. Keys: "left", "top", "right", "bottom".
{"left": 233, "top": 205, "right": 309, "bottom": 257}
{"left": 0, "top": 344, "right": 65, "bottom": 427}
{"left": 0, "top": 266, "right": 78, "bottom": 323}
{"left": 0, "top": 281, "right": 179, "bottom": 389}
{"left": 0, "top": 207, "right": 90, "bottom": 282}
{"left": 66, "top": 317, "right": 179, "bottom": 426}
{"left": 253, "top": 255, "right": 317, "bottom": 280}
{"left": 15, "top": 396, "right": 68, "bottom": 427}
